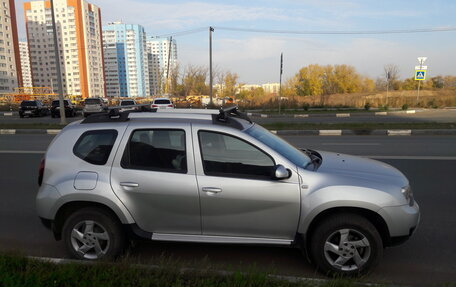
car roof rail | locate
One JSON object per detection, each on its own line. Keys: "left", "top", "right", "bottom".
{"left": 217, "top": 106, "right": 252, "bottom": 123}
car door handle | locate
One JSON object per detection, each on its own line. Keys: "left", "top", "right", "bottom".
{"left": 120, "top": 182, "right": 139, "bottom": 188}
{"left": 202, "top": 187, "right": 222, "bottom": 194}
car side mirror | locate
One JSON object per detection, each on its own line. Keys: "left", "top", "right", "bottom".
{"left": 272, "top": 164, "right": 291, "bottom": 180}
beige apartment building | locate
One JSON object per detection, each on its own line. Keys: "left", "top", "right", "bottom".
{"left": 0, "top": 0, "right": 22, "bottom": 94}
{"left": 24, "top": 0, "right": 105, "bottom": 98}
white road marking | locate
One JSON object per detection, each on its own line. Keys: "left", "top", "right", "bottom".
{"left": 0, "top": 150, "right": 45, "bottom": 154}
{"left": 322, "top": 143, "right": 381, "bottom": 146}
{"left": 365, "top": 155, "right": 456, "bottom": 160}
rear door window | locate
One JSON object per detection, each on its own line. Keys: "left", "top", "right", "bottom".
{"left": 121, "top": 129, "right": 187, "bottom": 173}
{"left": 73, "top": 130, "right": 118, "bottom": 165}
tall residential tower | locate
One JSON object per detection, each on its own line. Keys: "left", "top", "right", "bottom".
{"left": 0, "top": 0, "right": 22, "bottom": 93}
{"left": 19, "top": 41, "right": 33, "bottom": 89}
{"left": 24, "top": 0, "right": 105, "bottom": 98}
{"left": 146, "top": 37, "right": 177, "bottom": 96}
{"left": 103, "top": 22, "right": 149, "bottom": 98}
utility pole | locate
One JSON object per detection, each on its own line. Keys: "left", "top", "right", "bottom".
{"left": 50, "top": 0, "right": 66, "bottom": 124}
{"left": 385, "top": 71, "right": 390, "bottom": 106}
{"left": 209, "top": 27, "right": 214, "bottom": 107}
{"left": 279, "top": 52, "right": 283, "bottom": 114}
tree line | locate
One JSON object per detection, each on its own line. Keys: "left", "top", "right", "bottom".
{"left": 161, "top": 63, "right": 456, "bottom": 102}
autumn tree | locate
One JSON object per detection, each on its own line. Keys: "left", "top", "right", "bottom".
{"left": 222, "top": 72, "right": 238, "bottom": 99}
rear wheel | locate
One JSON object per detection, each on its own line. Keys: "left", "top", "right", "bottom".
{"left": 62, "top": 207, "right": 125, "bottom": 260}
{"left": 309, "top": 213, "right": 383, "bottom": 276}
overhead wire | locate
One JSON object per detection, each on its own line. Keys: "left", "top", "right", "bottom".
{"left": 214, "top": 26, "right": 456, "bottom": 35}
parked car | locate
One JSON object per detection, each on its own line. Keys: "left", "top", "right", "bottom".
{"left": 36, "top": 107, "right": 419, "bottom": 276}
{"left": 151, "top": 97, "right": 174, "bottom": 109}
{"left": 82, "top": 98, "right": 107, "bottom": 117}
{"left": 50, "top": 99, "right": 76, "bottom": 118}
{"left": 119, "top": 99, "right": 137, "bottom": 112}
{"left": 19, "top": 100, "right": 48, "bottom": 118}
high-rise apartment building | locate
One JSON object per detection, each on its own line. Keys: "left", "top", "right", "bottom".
{"left": 103, "top": 22, "right": 149, "bottom": 98}
{"left": 0, "top": 0, "right": 22, "bottom": 93}
{"left": 19, "top": 41, "right": 33, "bottom": 88}
{"left": 146, "top": 37, "right": 177, "bottom": 96}
{"left": 24, "top": 0, "right": 105, "bottom": 98}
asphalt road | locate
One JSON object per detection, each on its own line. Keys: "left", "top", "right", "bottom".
{"left": 0, "top": 134, "right": 455, "bottom": 286}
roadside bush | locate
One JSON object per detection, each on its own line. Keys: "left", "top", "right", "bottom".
{"left": 401, "top": 104, "right": 408, "bottom": 110}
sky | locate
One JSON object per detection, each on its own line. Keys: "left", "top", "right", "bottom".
{"left": 16, "top": 0, "right": 456, "bottom": 84}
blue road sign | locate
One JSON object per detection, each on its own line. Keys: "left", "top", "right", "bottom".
{"left": 415, "top": 70, "right": 426, "bottom": 81}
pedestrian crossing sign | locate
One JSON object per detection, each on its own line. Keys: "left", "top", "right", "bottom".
{"left": 415, "top": 70, "right": 426, "bottom": 81}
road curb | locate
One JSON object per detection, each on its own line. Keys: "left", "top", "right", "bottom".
{"left": 1, "top": 128, "right": 455, "bottom": 136}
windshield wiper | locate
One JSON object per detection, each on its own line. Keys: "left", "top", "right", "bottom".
{"left": 302, "top": 149, "right": 322, "bottom": 171}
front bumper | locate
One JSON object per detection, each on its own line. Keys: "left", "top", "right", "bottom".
{"left": 378, "top": 201, "right": 420, "bottom": 244}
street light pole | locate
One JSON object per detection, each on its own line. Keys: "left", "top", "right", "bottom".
{"left": 279, "top": 53, "right": 283, "bottom": 114}
{"left": 50, "top": 0, "right": 66, "bottom": 124}
{"left": 209, "top": 26, "right": 214, "bottom": 107}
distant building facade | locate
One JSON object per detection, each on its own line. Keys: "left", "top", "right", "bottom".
{"left": 103, "top": 22, "right": 149, "bottom": 98}
{"left": 24, "top": 0, "right": 105, "bottom": 98}
{"left": 19, "top": 41, "right": 33, "bottom": 88}
{"left": 262, "top": 83, "right": 280, "bottom": 94}
{"left": 146, "top": 37, "right": 177, "bottom": 96}
{"left": 0, "top": 0, "right": 22, "bottom": 93}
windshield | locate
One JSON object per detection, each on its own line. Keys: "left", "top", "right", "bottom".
{"left": 85, "top": 98, "right": 101, "bottom": 105}
{"left": 52, "top": 100, "right": 69, "bottom": 106}
{"left": 121, "top": 100, "right": 135, "bottom": 106}
{"left": 245, "top": 124, "right": 310, "bottom": 169}
{"left": 21, "top": 101, "right": 36, "bottom": 107}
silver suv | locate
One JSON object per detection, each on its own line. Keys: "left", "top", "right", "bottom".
{"left": 36, "top": 107, "right": 419, "bottom": 275}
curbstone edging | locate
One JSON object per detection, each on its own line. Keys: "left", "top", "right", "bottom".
{"left": 1, "top": 128, "right": 455, "bottom": 136}
{"left": 319, "top": 130, "right": 342, "bottom": 136}
{"left": 387, "top": 130, "right": 412, "bottom": 136}
{"left": 0, "top": 129, "right": 16, "bottom": 134}
{"left": 336, "top": 113, "right": 350, "bottom": 118}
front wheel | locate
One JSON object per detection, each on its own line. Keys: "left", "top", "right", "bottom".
{"left": 62, "top": 207, "right": 125, "bottom": 260}
{"left": 309, "top": 213, "right": 383, "bottom": 276}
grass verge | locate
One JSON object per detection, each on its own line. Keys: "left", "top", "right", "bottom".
{"left": 0, "top": 123, "right": 66, "bottom": 130}
{"left": 0, "top": 253, "right": 371, "bottom": 287}
{"left": 262, "top": 122, "right": 456, "bottom": 131}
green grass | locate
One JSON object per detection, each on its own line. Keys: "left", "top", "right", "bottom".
{"left": 262, "top": 122, "right": 456, "bottom": 131}
{"left": 0, "top": 253, "right": 372, "bottom": 287}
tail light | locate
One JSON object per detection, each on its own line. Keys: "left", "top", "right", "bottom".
{"left": 152, "top": 104, "right": 158, "bottom": 108}
{"left": 167, "top": 104, "right": 173, "bottom": 107}
{"left": 38, "top": 158, "right": 45, "bottom": 186}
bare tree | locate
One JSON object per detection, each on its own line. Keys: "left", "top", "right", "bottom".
{"left": 384, "top": 64, "right": 400, "bottom": 90}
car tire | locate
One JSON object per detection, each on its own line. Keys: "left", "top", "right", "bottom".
{"left": 309, "top": 213, "right": 383, "bottom": 276}
{"left": 19, "top": 114, "right": 24, "bottom": 118}
{"left": 51, "top": 114, "right": 55, "bottom": 118}
{"left": 62, "top": 207, "right": 126, "bottom": 260}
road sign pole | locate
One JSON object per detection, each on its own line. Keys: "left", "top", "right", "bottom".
{"left": 416, "top": 57, "right": 427, "bottom": 105}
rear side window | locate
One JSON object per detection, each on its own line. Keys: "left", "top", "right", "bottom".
{"left": 85, "top": 98, "right": 101, "bottom": 105}
{"left": 121, "top": 129, "right": 187, "bottom": 173}
{"left": 73, "top": 130, "right": 118, "bottom": 165}
{"left": 154, "top": 99, "right": 171, "bottom": 104}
